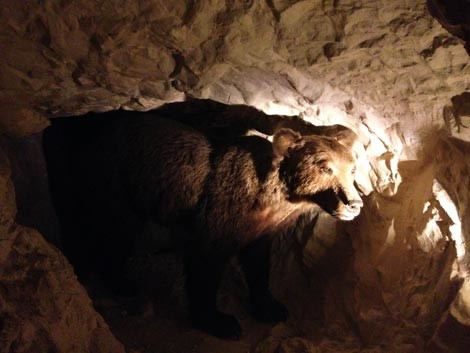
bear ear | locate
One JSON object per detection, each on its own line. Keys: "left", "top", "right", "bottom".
{"left": 272, "top": 128, "right": 304, "bottom": 159}
{"left": 332, "top": 128, "right": 358, "bottom": 149}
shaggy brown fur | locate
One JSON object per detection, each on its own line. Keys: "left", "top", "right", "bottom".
{"left": 124, "top": 116, "right": 362, "bottom": 338}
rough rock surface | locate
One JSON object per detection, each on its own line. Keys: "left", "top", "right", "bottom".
{"left": 1, "top": 133, "right": 61, "bottom": 245}
{"left": 1, "top": 0, "right": 470, "bottom": 352}
{"left": 0, "top": 146, "right": 125, "bottom": 353}
{"left": 0, "top": 0, "right": 468, "bottom": 144}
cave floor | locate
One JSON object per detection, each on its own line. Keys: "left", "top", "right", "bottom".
{"left": 86, "top": 258, "right": 279, "bottom": 353}
{"left": 106, "top": 311, "right": 273, "bottom": 353}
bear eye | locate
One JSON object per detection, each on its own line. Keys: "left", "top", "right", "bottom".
{"left": 320, "top": 167, "right": 333, "bottom": 175}
{"left": 351, "top": 167, "right": 356, "bottom": 175}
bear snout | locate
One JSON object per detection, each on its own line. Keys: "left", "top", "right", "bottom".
{"left": 332, "top": 193, "right": 363, "bottom": 221}
{"left": 338, "top": 198, "right": 363, "bottom": 221}
{"left": 347, "top": 199, "right": 363, "bottom": 211}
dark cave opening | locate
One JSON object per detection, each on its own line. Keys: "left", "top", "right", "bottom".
{"left": 41, "top": 99, "right": 307, "bottom": 290}
{"left": 43, "top": 110, "right": 142, "bottom": 296}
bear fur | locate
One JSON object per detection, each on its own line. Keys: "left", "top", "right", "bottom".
{"left": 43, "top": 101, "right": 363, "bottom": 339}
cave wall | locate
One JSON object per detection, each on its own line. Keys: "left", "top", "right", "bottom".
{"left": 0, "top": 0, "right": 468, "bottom": 140}
{"left": 1, "top": 133, "right": 61, "bottom": 245}
{"left": 1, "top": 0, "right": 470, "bottom": 352}
{"left": 0, "top": 144, "right": 124, "bottom": 353}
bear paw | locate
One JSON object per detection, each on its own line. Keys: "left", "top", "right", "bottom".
{"left": 190, "top": 310, "right": 241, "bottom": 340}
{"left": 251, "top": 292, "right": 289, "bottom": 323}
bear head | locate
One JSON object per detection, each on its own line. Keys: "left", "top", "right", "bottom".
{"left": 274, "top": 128, "right": 363, "bottom": 221}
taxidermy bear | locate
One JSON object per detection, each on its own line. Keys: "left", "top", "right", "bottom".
{"left": 44, "top": 101, "right": 362, "bottom": 339}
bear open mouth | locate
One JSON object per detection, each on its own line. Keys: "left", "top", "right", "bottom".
{"left": 334, "top": 211, "right": 359, "bottom": 221}
{"left": 306, "top": 191, "right": 362, "bottom": 221}
{"left": 332, "top": 204, "right": 361, "bottom": 221}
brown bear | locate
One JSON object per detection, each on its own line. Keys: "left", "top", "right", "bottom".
{"left": 43, "top": 101, "right": 362, "bottom": 339}
{"left": 124, "top": 115, "right": 362, "bottom": 338}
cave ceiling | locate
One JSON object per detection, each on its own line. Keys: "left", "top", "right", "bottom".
{"left": 0, "top": 0, "right": 469, "bottom": 147}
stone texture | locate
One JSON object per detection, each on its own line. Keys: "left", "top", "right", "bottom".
{"left": 1, "top": 133, "right": 61, "bottom": 245}
{"left": 0, "top": 107, "right": 49, "bottom": 139}
{"left": 0, "top": 0, "right": 468, "bottom": 146}
{"left": 0, "top": 146, "right": 125, "bottom": 353}
{"left": 1, "top": 0, "right": 470, "bottom": 352}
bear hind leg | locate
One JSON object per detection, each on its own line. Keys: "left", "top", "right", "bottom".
{"left": 239, "top": 236, "right": 288, "bottom": 323}
{"left": 184, "top": 252, "right": 241, "bottom": 339}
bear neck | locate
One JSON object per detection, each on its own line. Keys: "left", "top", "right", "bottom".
{"left": 259, "top": 163, "right": 301, "bottom": 209}
{"left": 252, "top": 166, "right": 311, "bottom": 235}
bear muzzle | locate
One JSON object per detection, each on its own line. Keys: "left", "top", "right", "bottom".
{"left": 336, "top": 198, "right": 363, "bottom": 221}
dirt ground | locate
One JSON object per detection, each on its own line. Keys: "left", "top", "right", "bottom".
{"left": 89, "top": 254, "right": 283, "bottom": 353}
{"left": 107, "top": 312, "right": 274, "bottom": 353}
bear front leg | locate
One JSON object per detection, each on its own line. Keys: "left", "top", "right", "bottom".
{"left": 239, "top": 236, "right": 288, "bottom": 323}
{"left": 184, "top": 252, "right": 241, "bottom": 339}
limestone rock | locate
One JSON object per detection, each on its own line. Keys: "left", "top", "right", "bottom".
{"left": 1, "top": 133, "right": 60, "bottom": 245}
{"left": 1, "top": 0, "right": 470, "bottom": 352}
{"left": 0, "top": 146, "right": 124, "bottom": 353}
{"left": 0, "top": 107, "right": 49, "bottom": 138}
{"left": 0, "top": 1, "right": 468, "bottom": 146}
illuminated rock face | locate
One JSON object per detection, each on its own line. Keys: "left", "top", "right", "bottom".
{"left": 1, "top": 0, "right": 470, "bottom": 352}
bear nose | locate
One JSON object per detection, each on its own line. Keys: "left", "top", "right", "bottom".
{"left": 347, "top": 199, "right": 363, "bottom": 210}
